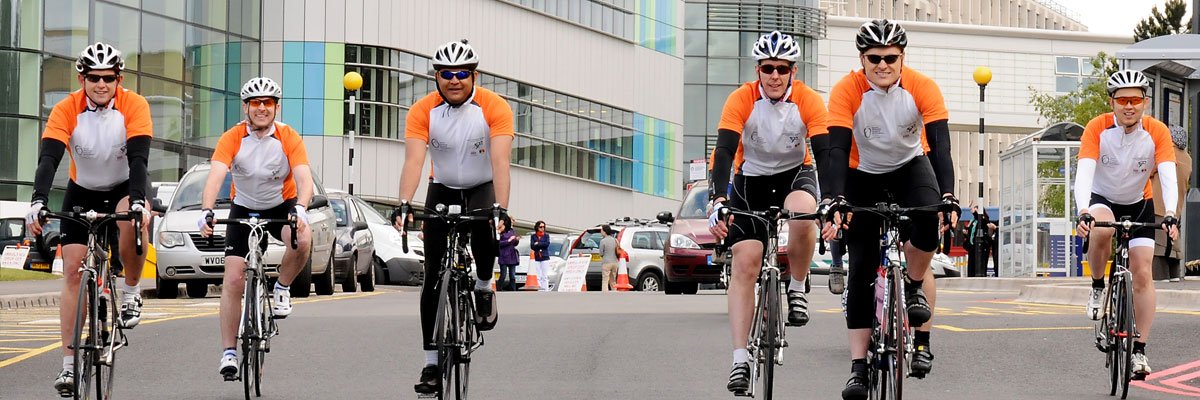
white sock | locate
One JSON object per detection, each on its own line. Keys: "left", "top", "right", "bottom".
{"left": 63, "top": 356, "right": 74, "bottom": 370}
{"left": 475, "top": 279, "right": 493, "bottom": 290}
{"left": 275, "top": 282, "right": 289, "bottom": 292}
{"left": 733, "top": 348, "right": 750, "bottom": 364}
{"left": 424, "top": 350, "right": 438, "bottom": 366}
{"left": 223, "top": 348, "right": 237, "bottom": 358}
{"left": 119, "top": 282, "right": 139, "bottom": 301}
{"left": 788, "top": 278, "right": 807, "bottom": 293}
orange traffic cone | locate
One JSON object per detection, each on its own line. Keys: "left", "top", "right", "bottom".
{"left": 522, "top": 262, "right": 542, "bottom": 291}
{"left": 615, "top": 251, "right": 633, "bottom": 291}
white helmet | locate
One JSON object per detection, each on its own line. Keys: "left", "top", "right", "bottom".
{"left": 856, "top": 19, "right": 907, "bottom": 53}
{"left": 75, "top": 42, "right": 125, "bottom": 72}
{"left": 752, "top": 31, "right": 800, "bottom": 62}
{"left": 432, "top": 39, "right": 479, "bottom": 69}
{"left": 1106, "top": 69, "right": 1150, "bottom": 96}
{"left": 240, "top": 77, "right": 282, "bottom": 101}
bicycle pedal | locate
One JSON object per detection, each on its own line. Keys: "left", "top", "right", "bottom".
{"left": 1132, "top": 372, "right": 1148, "bottom": 381}
{"left": 222, "top": 373, "right": 238, "bottom": 382}
{"left": 908, "top": 371, "right": 927, "bottom": 379}
{"left": 417, "top": 393, "right": 439, "bottom": 399}
{"left": 271, "top": 314, "right": 287, "bottom": 320}
{"left": 732, "top": 390, "right": 751, "bottom": 397}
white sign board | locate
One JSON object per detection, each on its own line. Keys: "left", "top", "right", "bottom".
{"left": 689, "top": 161, "right": 707, "bottom": 182}
{"left": 557, "top": 255, "right": 591, "bottom": 292}
{"left": 1, "top": 246, "right": 30, "bottom": 270}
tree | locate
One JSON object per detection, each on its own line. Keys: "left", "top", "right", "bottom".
{"left": 1133, "top": 0, "right": 1190, "bottom": 42}
{"left": 1029, "top": 52, "right": 1119, "bottom": 126}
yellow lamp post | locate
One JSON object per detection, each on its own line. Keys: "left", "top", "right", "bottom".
{"left": 972, "top": 66, "right": 992, "bottom": 276}
{"left": 343, "top": 71, "right": 363, "bottom": 195}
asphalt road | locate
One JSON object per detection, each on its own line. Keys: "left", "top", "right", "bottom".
{"left": 1, "top": 280, "right": 1198, "bottom": 399}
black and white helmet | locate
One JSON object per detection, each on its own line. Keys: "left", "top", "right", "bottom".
{"left": 752, "top": 31, "right": 800, "bottom": 62}
{"left": 75, "top": 42, "right": 125, "bottom": 73}
{"left": 856, "top": 19, "right": 907, "bottom": 53}
{"left": 1106, "top": 69, "right": 1150, "bottom": 96}
{"left": 432, "top": 39, "right": 479, "bottom": 70}
{"left": 240, "top": 77, "right": 282, "bottom": 101}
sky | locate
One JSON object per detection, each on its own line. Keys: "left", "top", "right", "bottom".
{"left": 1056, "top": 0, "right": 1186, "bottom": 36}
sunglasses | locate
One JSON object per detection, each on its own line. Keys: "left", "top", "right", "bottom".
{"left": 439, "top": 70, "right": 473, "bottom": 80}
{"left": 758, "top": 64, "right": 793, "bottom": 76}
{"left": 84, "top": 74, "right": 119, "bottom": 83}
{"left": 1113, "top": 96, "right": 1146, "bottom": 106}
{"left": 245, "top": 98, "right": 278, "bottom": 108}
{"left": 864, "top": 54, "right": 902, "bottom": 65}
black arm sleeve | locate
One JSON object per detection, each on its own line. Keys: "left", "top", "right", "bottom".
{"left": 923, "top": 119, "right": 954, "bottom": 194}
{"left": 126, "top": 135, "right": 152, "bottom": 202}
{"left": 815, "top": 127, "right": 852, "bottom": 199}
{"left": 32, "top": 139, "right": 66, "bottom": 204}
{"left": 709, "top": 129, "right": 739, "bottom": 201}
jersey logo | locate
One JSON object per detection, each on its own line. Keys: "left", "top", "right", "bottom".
{"left": 74, "top": 144, "right": 97, "bottom": 159}
{"left": 469, "top": 137, "right": 487, "bottom": 155}
{"left": 901, "top": 121, "right": 919, "bottom": 137}
{"left": 270, "top": 166, "right": 282, "bottom": 180}
{"left": 863, "top": 126, "right": 883, "bottom": 139}
{"left": 747, "top": 131, "right": 765, "bottom": 145}
{"left": 1133, "top": 157, "right": 1151, "bottom": 173}
{"left": 430, "top": 138, "right": 449, "bottom": 150}
{"left": 1100, "top": 154, "right": 1120, "bottom": 166}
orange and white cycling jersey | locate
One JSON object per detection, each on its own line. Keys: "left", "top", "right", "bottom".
{"left": 1077, "top": 113, "right": 1176, "bottom": 206}
{"left": 405, "top": 86, "right": 514, "bottom": 189}
{"left": 716, "top": 80, "right": 829, "bottom": 176}
{"left": 42, "top": 88, "right": 153, "bottom": 191}
{"left": 211, "top": 121, "right": 310, "bottom": 210}
{"left": 827, "top": 67, "right": 949, "bottom": 174}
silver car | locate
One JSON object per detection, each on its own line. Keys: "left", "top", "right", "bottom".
{"left": 328, "top": 191, "right": 376, "bottom": 292}
{"left": 356, "top": 199, "right": 424, "bottom": 286}
{"left": 569, "top": 222, "right": 669, "bottom": 291}
{"left": 154, "top": 162, "right": 338, "bottom": 299}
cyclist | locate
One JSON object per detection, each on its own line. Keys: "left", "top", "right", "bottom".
{"left": 24, "top": 42, "right": 153, "bottom": 397}
{"left": 393, "top": 39, "right": 513, "bottom": 395}
{"left": 815, "top": 20, "right": 958, "bottom": 399}
{"left": 706, "top": 31, "right": 828, "bottom": 393}
{"left": 1075, "top": 69, "right": 1179, "bottom": 379}
{"left": 196, "top": 76, "right": 315, "bottom": 379}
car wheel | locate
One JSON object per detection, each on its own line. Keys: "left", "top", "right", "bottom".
{"left": 664, "top": 279, "right": 683, "bottom": 295}
{"left": 341, "top": 255, "right": 359, "bottom": 293}
{"left": 372, "top": 256, "right": 389, "bottom": 285}
{"left": 636, "top": 271, "right": 662, "bottom": 292}
{"left": 358, "top": 256, "right": 376, "bottom": 292}
{"left": 185, "top": 282, "right": 208, "bottom": 299}
{"left": 291, "top": 261, "right": 313, "bottom": 298}
{"left": 314, "top": 252, "right": 335, "bottom": 296}
{"left": 156, "top": 276, "right": 179, "bottom": 299}
{"left": 681, "top": 282, "right": 699, "bottom": 295}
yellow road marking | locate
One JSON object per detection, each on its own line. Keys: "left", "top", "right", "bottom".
{"left": 0, "top": 291, "right": 385, "bottom": 369}
{"left": 935, "top": 324, "right": 1091, "bottom": 332}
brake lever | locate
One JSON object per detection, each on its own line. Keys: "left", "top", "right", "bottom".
{"left": 133, "top": 210, "right": 144, "bottom": 256}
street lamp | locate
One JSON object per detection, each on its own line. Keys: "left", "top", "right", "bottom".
{"left": 973, "top": 66, "right": 992, "bottom": 277}
{"left": 343, "top": 71, "right": 364, "bottom": 195}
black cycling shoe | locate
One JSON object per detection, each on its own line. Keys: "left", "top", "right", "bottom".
{"left": 414, "top": 365, "right": 441, "bottom": 394}
{"left": 906, "top": 286, "right": 932, "bottom": 327}
{"left": 474, "top": 288, "right": 497, "bottom": 331}
{"left": 841, "top": 371, "right": 869, "bottom": 400}
{"left": 910, "top": 344, "right": 934, "bottom": 379}
{"left": 727, "top": 362, "right": 750, "bottom": 394}
{"left": 786, "top": 290, "right": 809, "bottom": 327}
{"left": 829, "top": 265, "right": 846, "bottom": 294}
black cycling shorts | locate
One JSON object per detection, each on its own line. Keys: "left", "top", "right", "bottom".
{"left": 60, "top": 180, "right": 134, "bottom": 246}
{"left": 724, "top": 164, "right": 820, "bottom": 247}
{"left": 224, "top": 199, "right": 297, "bottom": 258}
{"left": 1088, "top": 193, "right": 1155, "bottom": 243}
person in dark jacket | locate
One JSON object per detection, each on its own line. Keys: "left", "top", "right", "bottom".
{"left": 529, "top": 220, "right": 552, "bottom": 291}
{"left": 496, "top": 215, "right": 520, "bottom": 291}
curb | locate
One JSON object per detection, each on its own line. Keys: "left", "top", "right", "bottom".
{"left": 938, "top": 277, "right": 1087, "bottom": 292}
{"left": 0, "top": 292, "right": 60, "bottom": 310}
{"left": 1018, "top": 284, "right": 1200, "bottom": 311}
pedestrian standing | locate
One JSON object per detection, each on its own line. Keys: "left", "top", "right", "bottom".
{"left": 599, "top": 225, "right": 619, "bottom": 291}
{"left": 496, "top": 215, "right": 519, "bottom": 291}
{"left": 529, "top": 221, "right": 552, "bottom": 292}
{"left": 1151, "top": 125, "right": 1192, "bottom": 282}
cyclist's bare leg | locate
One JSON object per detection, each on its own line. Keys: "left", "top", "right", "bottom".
{"left": 276, "top": 225, "right": 312, "bottom": 286}
{"left": 59, "top": 245, "right": 88, "bottom": 356}
{"left": 219, "top": 256, "right": 248, "bottom": 350}
{"left": 1129, "top": 246, "right": 1156, "bottom": 341}
{"left": 783, "top": 191, "right": 818, "bottom": 283}
{"left": 1085, "top": 206, "right": 1116, "bottom": 281}
{"left": 849, "top": 328, "right": 870, "bottom": 359}
{"left": 114, "top": 196, "right": 148, "bottom": 286}
{"left": 728, "top": 240, "right": 764, "bottom": 349}
{"left": 905, "top": 247, "right": 933, "bottom": 282}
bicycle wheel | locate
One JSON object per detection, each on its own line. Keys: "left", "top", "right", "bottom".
{"left": 1118, "top": 277, "right": 1135, "bottom": 399}
{"left": 255, "top": 276, "right": 272, "bottom": 397}
{"left": 97, "top": 278, "right": 119, "bottom": 400}
{"left": 760, "top": 270, "right": 780, "bottom": 400}
{"left": 434, "top": 272, "right": 458, "bottom": 400}
{"left": 1105, "top": 284, "right": 1119, "bottom": 397}
{"left": 242, "top": 275, "right": 259, "bottom": 400}
{"left": 890, "top": 265, "right": 908, "bottom": 400}
{"left": 456, "top": 289, "right": 476, "bottom": 399}
{"left": 72, "top": 273, "right": 96, "bottom": 400}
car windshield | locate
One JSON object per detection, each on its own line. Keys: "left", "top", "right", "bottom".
{"left": 355, "top": 199, "right": 389, "bottom": 225}
{"left": 678, "top": 186, "right": 710, "bottom": 219}
{"left": 1, "top": 218, "right": 23, "bottom": 240}
{"left": 330, "top": 199, "right": 349, "bottom": 227}
{"left": 172, "top": 169, "right": 233, "bottom": 211}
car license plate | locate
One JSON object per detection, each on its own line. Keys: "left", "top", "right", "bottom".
{"left": 706, "top": 254, "right": 713, "bottom": 265}
{"left": 31, "top": 262, "right": 50, "bottom": 272}
{"left": 591, "top": 253, "right": 601, "bottom": 262}
{"left": 203, "top": 255, "right": 225, "bottom": 266}
{"left": 516, "top": 275, "right": 526, "bottom": 283}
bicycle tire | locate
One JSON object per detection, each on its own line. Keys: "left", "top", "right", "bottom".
{"left": 890, "top": 264, "right": 907, "bottom": 400}
{"left": 1119, "top": 276, "right": 1134, "bottom": 399}
{"left": 242, "top": 273, "right": 258, "bottom": 400}
{"left": 254, "top": 276, "right": 270, "bottom": 397}
{"left": 760, "top": 269, "right": 779, "bottom": 400}
{"left": 1106, "top": 282, "right": 1119, "bottom": 397}
{"left": 72, "top": 272, "right": 96, "bottom": 400}
{"left": 435, "top": 270, "right": 458, "bottom": 400}
{"left": 457, "top": 288, "right": 476, "bottom": 399}
{"left": 98, "top": 276, "right": 119, "bottom": 400}
{"left": 868, "top": 274, "right": 890, "bottom": 400}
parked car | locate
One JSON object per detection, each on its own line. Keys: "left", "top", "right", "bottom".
{"left": 327, "top": 191, "right": 376, "bottom": 292}
{"left": 808, "top": 246, "right": 960, "bottom": 278}
{"left": 567, "top": 220, "right": 669, "bottom": 291}
{"left": 513, "top": 233, "right": 572, "bottom": 290}
{"left": 1, "top": 201, "right": 61, "bottom": 272}
{"left": 355, "top": 198, "right": 424, "bottom": 286}
{"left": 154, "top": 162, "right": 337, "bottom": 299}
{"left": 661, "top": 185, "right": 789, "bottom": 295}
